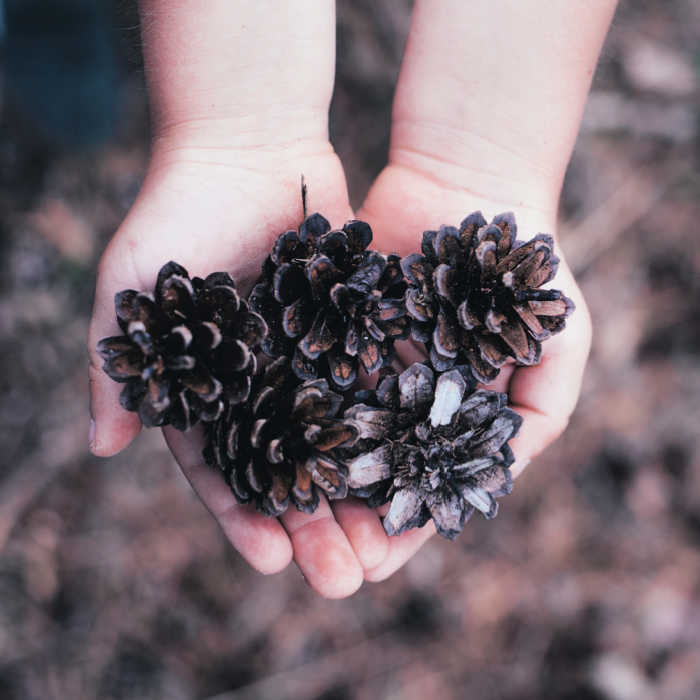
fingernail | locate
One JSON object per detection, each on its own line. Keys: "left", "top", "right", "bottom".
{"left": 89, "top": 418, "right": 96, "bottom": 450}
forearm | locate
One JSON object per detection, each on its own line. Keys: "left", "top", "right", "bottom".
{"left": 138, "top": 0, "right": 336, "bottom": 151}
{"left": 389, "top": 0, "right": 617, "bottom": 215}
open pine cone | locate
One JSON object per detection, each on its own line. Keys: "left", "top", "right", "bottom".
{"left": 204, "top": 357, "right": 359, "bottom": 516}
{"left": 342, "top": 363, "right": 522, "bottom": 539}
{"left": 402, "top": 212, "right": 575, "bottom": 383}
{"left": 249, "top": 213, "right": 409, "bottom": 390}
{"left": 97, "top": 262, "right": 266, "bottom": 430}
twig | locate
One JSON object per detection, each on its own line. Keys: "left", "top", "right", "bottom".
{"left": 301, "top": 174, "right": 308, "bottom": 219}
{"left": 203, "top": 631, "right": 427, "bottom": 700}
{"left": 0, "top": 367, "right": 88, "bottom": 551}
{"left": 561, "top": 160, "right": 691, "bottom": 275}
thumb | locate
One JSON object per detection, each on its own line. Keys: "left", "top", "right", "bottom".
{"left": 87, "top": 239, "right": 142, "bottom": 456}
{"left": 489, "top": 259, "right": 592, "bottom": 478}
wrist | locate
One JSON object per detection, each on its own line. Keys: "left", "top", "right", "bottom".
{"left": 387, "top": 117, "right": 563, "bottom": 226}
{"left": 139, "top": 1, "right": 336, "bottom": 152}
{"left": 149, "top": 121, "right": 336, "bottom": 176}
{"left": 390, "top": 145, "right": 560, "bottom": 221}
{"left": 151, "top": 104, "right": 331, "bottom": 156}
{"left": 361, "top": 161, "right": 561, "bottom": 257}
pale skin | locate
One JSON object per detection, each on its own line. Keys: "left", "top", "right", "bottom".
{"left": 88, "top": 0, "right": 616, "bottom": 598}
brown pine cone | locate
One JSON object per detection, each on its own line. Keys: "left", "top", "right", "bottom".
{"left": 402, "top": 212, "right": 575, "bottom": 383}
{"left": 249, "top": 213, "right": 409, "bottom": 390}
{"left": 97, "top": 262, "right": 266, "bottom": 430}
{"left": 341, "top": 363, "right": 521, "bottom": 539}
{"left": 204, "top": 357, "right": 359, "bottom": 516}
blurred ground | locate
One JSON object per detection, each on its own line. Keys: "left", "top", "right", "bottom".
{"left": 1, "top": 1, "right": 699, "bottom": 698}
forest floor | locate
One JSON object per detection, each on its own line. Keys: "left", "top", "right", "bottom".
{"left": 1, "top": 1, "right": 699, "bottom": 698}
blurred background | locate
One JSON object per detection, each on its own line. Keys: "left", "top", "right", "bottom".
{"left": 1, "top": 0, "right": 699, "bottom": 698}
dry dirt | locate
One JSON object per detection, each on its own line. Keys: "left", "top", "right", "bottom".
{"left": 1, "top": 1, "right": 699, "bottom": 698}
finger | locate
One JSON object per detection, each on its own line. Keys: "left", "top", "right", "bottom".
{"left": 509, "top": 320, "right": 590, "bottom": 421}
{"left": 88, "top": 362, "right": 142, "bottom": 456}
{"left": 477, "top": 363, "right": 536, "bottom": 475}
{"left": 505, "top": 407, "right": 563, "bottom": 479}
{"left": 363, "top": 520, "right": 436, "bottom": 583}
{"left": 331, "top": 497, "right": 390, "bottom": 571}
{"left": 505, "top": 350, "right": 585, "bottom": 478}
{"left": 163, "top": 425, "right": 293, "bottom": 575}
{"left": 280, "top": 496, "right": 364, "bottom": 599}
{"left": 88, "top": 246, "right": 143, "bottom": 456}
{"left": 506, "top": 264, "right": 592, "bottom": 476}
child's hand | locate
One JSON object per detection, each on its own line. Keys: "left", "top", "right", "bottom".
{"left": 353, "top": 164, "right": 592, "bottom": 580}
{"left": 88, "top": 0, "right": 612, "bottom": 597}
{"left": 343, "top": 0, "right": 612, "bottom": 577}
{"left": 88, "top": 139, "right": 409, "bottom": 598}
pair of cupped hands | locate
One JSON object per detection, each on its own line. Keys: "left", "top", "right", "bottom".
{"left": 88, "top": 120, "right": 592, "bottom": 598}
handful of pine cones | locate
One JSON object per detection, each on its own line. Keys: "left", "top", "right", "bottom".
{"left": 97, "top": 210, "right": 573, "bottom": 539}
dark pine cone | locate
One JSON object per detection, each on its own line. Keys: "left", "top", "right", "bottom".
{"left": 204, "top": 357, "right": 359, "bottom": 516}
{"left": 402, "top": 211, "right": 575, "bottom": 383}
{"left": 342, "top": 363, "right": 522, "bottom": 539}
{"left": 97, "top": 262, "right": 266, "bottom": 430}
{"left": 249, "top": 213, "right": 409, "bottom": 390}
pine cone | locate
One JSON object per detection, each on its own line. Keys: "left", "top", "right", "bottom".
{"left": 249, "top": 213, "right": 409, "bottom": 389}
{"left": 402, "top": 212, "right": 575, "bottom": 383}
{"left": 342, "top": 363, "right": 522, "bottom": 539}
{"left": 204, "top": 357, "right": 360, "bottom": 516}
{"left": 97, "top": 262, "right": 266, "bottom": 430}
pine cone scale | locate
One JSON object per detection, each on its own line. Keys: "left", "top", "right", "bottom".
{"left": 327, "top": 351, "right": 356, "bottom": 388}
{"left": 426, "top": 489, "right": 466, "bottom": 540}
{"left": 469, "top": 412, "right": 522, "bottom": 457}
{"left": 383, "top": 486, "right": 426, "bottom": 537}
{"left": 118, "top": 292, "right": 163, "bottom": 336}
{"left": 273, "top": 263, "right": 307, "bottom": 305}
{"left": 307, "top": 255, "right": 343, "bottom": 299}
{"left": 513, "top": 303, "right": 548, "bottom": 341}
{"left": 358, "top": 334, "right": 382, "bottom": 374}
{"left": 346, "top": 445, "right": 393, "bottom": 489}
{"left": 160, "top": 277, "right": 195, "bottom": 319}
{"left": 308, "top": 454, "right": 347, "bottom": 499}
{"left": 98, "top": 339, "right": 144, "bottom": 380}
{"left": 282, "top": 296, "right": 313, "bottom": 339}
{"left": 300, "top": 313, "right": 337, "bottom": 359}
{"left": 291, "top": 465, "right": 318, "bottom": 512}
{"left": 311, "top": 424, "right": 358, "bottom": 452}
{"left": 530, "top": 297, "right": 572, "bottom": 315}
{"left": 346, "top": 252, "right": 386, "bottom": 294}
{"left": 498, "top": 317, "right": 539, "bottom": 365}
{"left": 180, "top": 367, "right": 222, "bottom": 402}
{"left": 469, "top": 464, "right": 512, "bottom": 496}
{"left": 433, "top": 311, "right": 459, "bottom": 358}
